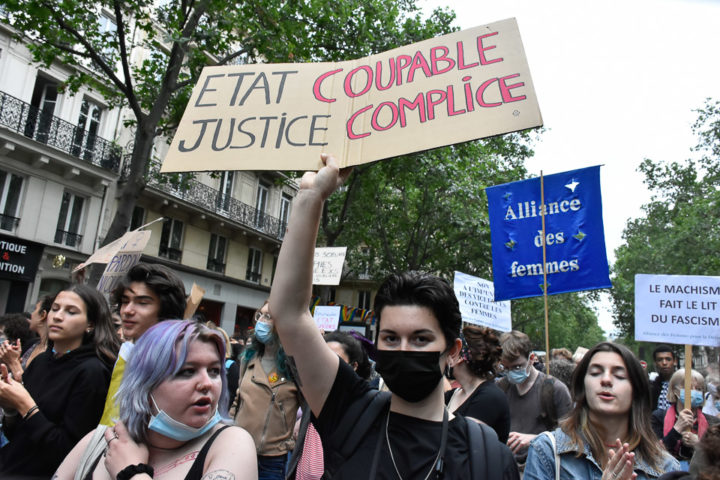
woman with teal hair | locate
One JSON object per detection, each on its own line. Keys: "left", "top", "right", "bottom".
{"left": 232, "top": 301, "right": 301, "bottom": 480}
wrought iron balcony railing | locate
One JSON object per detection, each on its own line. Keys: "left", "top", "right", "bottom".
{"left": 124, "top": 159, "right": 288, "bottom": 241}
{"left": 0, "top": 214, "right": 19, "bottom": 232}
{"left": 54, "top": 229, "right": 83, "bottom": 248}
{"left": 159, "top": 246, "right": 183, "bottom": 262}
{"left": 207, "top": 258, "right": 226, "bottom": 273}
{"left": 0, "top": 90, "right": 122, "bottom": 173}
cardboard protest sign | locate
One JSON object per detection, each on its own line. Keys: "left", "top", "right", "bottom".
{"left": 312, "top": 247, "right": 347, "bottom": 285}
{"left": 162, "top": 18, "right": 542, "bottom": 173}
{"left": 314, "top": 305, "right": 341, "bottom": 332}
{"left": 453, "top": 271, "right": 511, "bottom": 331}
{"left": 486, "top": 166, "right": 612, "bottom": 301}
{"left": 96, "top": 231, "right": 152, "bottom": 295}
{"left": 635, "top": 274, "right": 720, "bottom": 348}
{"left": 184, "top": 283, "right": 206, "bottom": 319}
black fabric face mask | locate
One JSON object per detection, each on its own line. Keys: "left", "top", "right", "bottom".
{"left": 375, "top": 350, "right": 443, "bottom": 402}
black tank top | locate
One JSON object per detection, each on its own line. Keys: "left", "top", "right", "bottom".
{"left": 84, "top": 425, "right": 231, "bottom": 480}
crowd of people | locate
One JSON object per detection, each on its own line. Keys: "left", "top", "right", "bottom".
{"left": 0, "top": 154, "right": 717, "bottom": 480}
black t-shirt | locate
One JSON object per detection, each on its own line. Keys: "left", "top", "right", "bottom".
{"left": 314, "top": 361, "right": 517, "bottom": 480}
{"left": 444, "top": 381, "right": 511, "bottom": 443}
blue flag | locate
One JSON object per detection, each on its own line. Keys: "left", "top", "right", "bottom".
{"left": 485, "top": 166, "right": 611, "bottom": 301}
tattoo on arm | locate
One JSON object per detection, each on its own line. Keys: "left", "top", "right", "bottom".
{"left": 201, "top": 469, "right": 236, "bottom": 480}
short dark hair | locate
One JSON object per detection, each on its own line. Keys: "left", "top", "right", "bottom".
{"left": 499, "top": 330, "right": 533, "bottom": 361}
{"left": 324, "top": 331, "right": 372, "bottom": 380}
{"left": 111, "top": 263, "right": 186, "bottom": 321}
{"left": 652, "top": 344, "right": 675, "bottom": 361}
{"left": 373, "top": 271, "right": 461, "bottom": 349}
{"left": 0, "top": 313, "right": 35, "bottom": 345}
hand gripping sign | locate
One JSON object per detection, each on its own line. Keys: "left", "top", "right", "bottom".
{"left": 161, "top": 18, "right": 542, "bottom": 173}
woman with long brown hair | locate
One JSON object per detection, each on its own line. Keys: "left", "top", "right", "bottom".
{"left": 524, "top": 342, "right": 679, "bottom": 480}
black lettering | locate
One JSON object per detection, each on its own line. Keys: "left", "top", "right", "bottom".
{"left": 195, "top": 74, "right": 224, "bottom": 107}
{"left": 178, "top": 119, "right": 216, "bottom": 152}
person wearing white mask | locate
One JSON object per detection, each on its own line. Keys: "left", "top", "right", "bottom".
{"left": 232, "top": 301, "right": 301, "bottom": 480}
{"left": 497, "top": 330, "right": 572, "bottom": 469}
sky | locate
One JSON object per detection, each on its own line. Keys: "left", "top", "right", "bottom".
{"left": 420, "top": 0, "right": 720, "bottom": 335}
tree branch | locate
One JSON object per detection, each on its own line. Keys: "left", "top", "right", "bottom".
{"left": 215, "top": 46, "right": 251, "bottom": 66}
{"left": 112, "top": 0, "right": 140, "bottom": 116}
{"left": 40, "top": 1, "right": 138, "bottom": 115}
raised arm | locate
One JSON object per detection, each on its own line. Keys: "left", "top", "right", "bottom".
{"left": 268, "top": 154, "right": 351, "bottom": 416}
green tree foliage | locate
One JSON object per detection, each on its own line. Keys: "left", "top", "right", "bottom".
{"left": 0, "top": 0, "right": 456, "bottom": 252}
{"left": 611, "top": 98, "right": 720, "bottom": 338}
{"left": 512, "top": 291, "right": 606, "bottom": 352}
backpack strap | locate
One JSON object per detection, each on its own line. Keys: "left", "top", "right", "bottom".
{"left": 543, "top": 431, "right": 560, "bottom": 480}
{"left": 539, "top": 376, "right": 559, "bottom": 431}
{"left": 467, "top": 418, "right": 502, "bottom": 480}
{"left": 323, "top": 390, "right": 391, "bottom": 479}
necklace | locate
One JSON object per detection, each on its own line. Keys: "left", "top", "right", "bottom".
{"left": 385, "top": 409, "right": 447, "bottom": 480}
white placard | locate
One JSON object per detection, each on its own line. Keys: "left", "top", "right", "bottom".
{"left": 314, "top": 305, "right": 341, "bottom": 332}
{"left": 635, "top": 274, "right": 720, "bottom": 347}
{"left": 453, "top": 271, "right": 512, "bottom": 332}
{"left": 312, "top": 247, "right": 347, "bottom": 285}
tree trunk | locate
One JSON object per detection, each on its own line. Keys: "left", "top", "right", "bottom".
{"left": 87, "top": 123, "right": 156, "bottom": 288}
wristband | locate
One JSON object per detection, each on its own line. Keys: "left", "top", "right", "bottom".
{"left": 22, "top": 405, "right": 39, "bottom": 421}
{"left": 117, "top": 463, "right": 154, "bottom": 480}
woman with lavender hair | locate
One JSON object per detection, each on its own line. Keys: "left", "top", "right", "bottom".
{"left": 55, "top": 320, "right": 257, "bottom": 480}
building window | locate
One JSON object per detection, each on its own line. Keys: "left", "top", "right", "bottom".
{"left": 129, "top": 205, "right": 145, "bottom": 231}
{"left": 358, "top": 290, "right": 371, "bottom": 310}
{"left": 279, "top": 192, "right": 291, "bottom": 238}
{"left": 207, "top": 234, "right": 227, "bottom": 273}
{"left": 159, "top": 218, "right": 183, "bottom": 261}
{"left": 98, "top": 14, "right": 117, "bottom": 61}
{"left": 216, "top": 171, "right": 234, "bottom": 212}
{"left": 254, "top": 180, "right": 269, "bottom": 229}
{"left": 0, "top": 170, "right": 22, "bottom": 232}
{"left": 54, "top": 191, "right": 84, "bottom": 247}
{"left": 72, "top": 98, "right": 103, "bottom": 161}
{"left": 26, "top": 76, "right": 58, "bottom": 143}
{"left": 246, "top": 247, "right": 262, "bottom": 283}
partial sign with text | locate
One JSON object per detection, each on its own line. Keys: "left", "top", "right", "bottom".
{"left": 635, "top": 274, "right": 720, "bottom": 348}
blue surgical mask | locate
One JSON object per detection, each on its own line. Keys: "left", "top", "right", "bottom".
{"left": 678, "top": 389, "right": 704, "bottom": 409}
{"left": 714, "top": 400, "right": 720, "bottom": 411}
{"left": 148, "top": 396, "right": 222, "bottom": 441}
{"left": 507, "top": 368, "right": 529, "bottom": 385}
{"left": 254, "top": 321, "right": 274, "bottom": 344}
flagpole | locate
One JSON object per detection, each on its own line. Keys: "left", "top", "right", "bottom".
{"left": 540, "top": 171, "right": 550, "bottom": 376}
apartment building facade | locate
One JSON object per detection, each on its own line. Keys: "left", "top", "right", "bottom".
{"left": 0, "top": 18, "right": 297, "bottom": 335}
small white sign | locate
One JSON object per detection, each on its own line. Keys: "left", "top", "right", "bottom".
{"left": 314, "top": 305, "right": 341, "bottom": 332}
{"left": 635, "top": 274, "right": 720, "bottom": 347}
{"left": 453, "top": 271, "right": 512, "bottom": 332}
{"left": 312, "top": 247, "right": 347, "bottom": 285}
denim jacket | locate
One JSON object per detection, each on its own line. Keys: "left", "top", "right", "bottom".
{"left": 524, "top": 428, "right": 680, "bottom": 480}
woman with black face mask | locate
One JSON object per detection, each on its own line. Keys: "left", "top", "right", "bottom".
{"left": 269, "top": 154, "right": 518, "bottom": 480}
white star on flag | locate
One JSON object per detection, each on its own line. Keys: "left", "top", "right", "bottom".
{"left": 565, "top": 180, "right": 579, "bottom": 192}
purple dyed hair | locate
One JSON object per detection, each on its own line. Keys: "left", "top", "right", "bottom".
{"left": 116, "top": 320, "right": 230, "bottom": 443}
